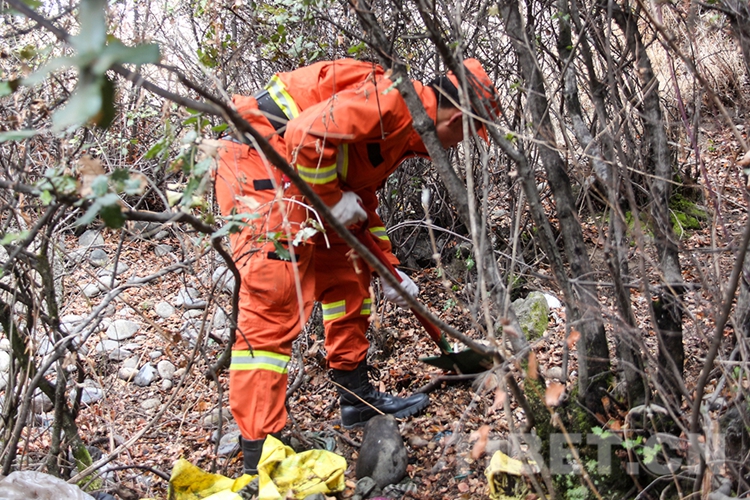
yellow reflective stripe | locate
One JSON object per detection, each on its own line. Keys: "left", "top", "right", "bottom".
{"left": 231, "top": 350, "right": 290, "bottom": 374}
{"left": 360, "top": 298, "right": 372, "bottom": 316}
{"left": 369, "top": 226, "right": 389, "bottom": 241}
{"left": 266, "top": 75, "right": 300, "bottom": 119}
{"left": 322, "top": 300, "right": 346, "bottom": 321}
{"left": 297, "top": 164, "right": 337, "bottom": 185}
{"left": 337, "top": 144, "right": 349, "bottom": 181}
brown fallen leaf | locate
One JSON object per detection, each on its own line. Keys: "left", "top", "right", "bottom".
{"left": 528, "top": 350, "right": 538, "bottom": 380}
{"left": 77, "top": 154, "right": 105, "bottom": 198}
{"left": 470, "top": 425, "right": 490, "bottom": 460}
{"left": 566, "top": 329, "right": 581, "bottom": 349}
{"left": 545, "top": 382, "right": 565, "bottom": 407}
{"left": 489, "top": 386, "right": 507, "bottom": 414}
{"left": 738, "top": 150, "right": 750, "bottom": 168}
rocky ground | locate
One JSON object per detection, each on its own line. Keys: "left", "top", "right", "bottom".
{"left": 3, "top": 119, "right": 748, "bottom": 499}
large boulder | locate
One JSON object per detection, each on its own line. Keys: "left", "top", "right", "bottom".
{"left": 0, "top": 470, "right": 95, "bottom": 499}
{"left": 356, "top": 414, "right": 408, "bottom": 488}
{"left": 510, "top": 291, "right": 550, "bottom": 340}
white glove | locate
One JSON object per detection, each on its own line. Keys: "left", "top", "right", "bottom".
{"left": 382, "top": 270, "right": 419, "bottom": 308}
{"left": 330, "top": 191, "right": 367, "bottom": 227}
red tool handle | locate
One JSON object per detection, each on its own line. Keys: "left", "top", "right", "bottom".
{"left": 356, "top": 229, "right": 453, "bottom": 355}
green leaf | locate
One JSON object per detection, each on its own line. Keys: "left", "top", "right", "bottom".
{"left": 0, "top": 79, "right": 20, "bottom": 97}
{"left": 23, "top": 57, "right": 72, "bottom": 85}
{"left": 0, "top": 230, "right": 30, "bottom": 245}
{"left": 92, "top": 42, "right": 160, "bottom": 74}
{"left": 0, "top": 130, "right": 37, "bottom": 143}
{"left": 211, "top": 123, "right": 228, "bottom": 133}
{"left": 110, "top": 169, "right": 130, "bottom": 183}
{"left": 144, "top": 138, "right": 169, "bottom": 159}
{"left": 40, "top": 190, "right": 54, "bottom": 205}
{"left": 99, "top": 203, "right": 125, "bottom": 228}
{"left": 73, "top": 0, "right": 107, "bottom": 54}
{"left": 52, "top": 79, "right": 102, "bottom": 132}
{"left": 272, "top": 240, "right": 291, "bottom": 261}
{"left": 91, "top": 175, "right": 109, "bottom": 197}
{"left": 192, "top": 157, "right": 213, "bottom": 177}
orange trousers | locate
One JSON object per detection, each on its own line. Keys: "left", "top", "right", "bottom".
{"left": 215, "top": 122, "right": 389, "bottom": 440}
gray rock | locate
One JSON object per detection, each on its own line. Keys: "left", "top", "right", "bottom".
{"left": 32, "top": 393, "right": 53, "bottom": 414}
{"left": 182, "top": 310, "right": 204, "bottom": 319}
{"left": 213, "top": 308, "right": 228, "bottom": 328}
{"left": 79, "top": 229, "right": 104, "bottom": 248}
{"left": 173, "top": 368, "right": 186, "bottom": 379}
{"left": 108, "top": 348, "right": 132, "bottom": 361}
{"left": 130, "top": 221, "right": 162, "bottom": 238}
{"left": 160, "top": 379, "right": 173, "bottom": 391}
{"left": 149, "top": 350, "right": 162, "bottom": 360}
{"left": 105, "top": 261, "right": 129, "bottom": 275}
{"left": 75, "top": 386, "right": 105, "bottom": 405}
{"left": 218, "top": 430, "right": 241, "bottom": 456}
{"left": 89, "top": 248, "right": 108, "bottom": 267}
{"left": 141, "top": 398, "right": 161, "bottom": 410}
{"left": 546, "top": 366, "right": 564, "bottom": 380}
{"left": 154, "top": 230, "right": 169, "bottom": 241}
{"left": 351, "top": 477, "right": 380, "bottom": 500}
{"left": 0, "top": 374, "right": 7, "bottom": 391}
{"left": 123, "top": 342, "right": 141, "bottom": 351}
{"left": 510, "top": 291, "right": 550, "bottom": 340}
{"left": 133, "top": 364, "right": 158, "bottom": 387}
{"left": 118, "top": 367, "right": 138, "bottom": 381}
{"left": 212, "top": 267, "right": 235, "bottom": 294}
{"left": 485, "top": 439, "right": 510, "bottom": 457}
{"left": 106, "top": 320, "right": 140, "bottom": 341}
{"left": 202, "top": 409, "right": 227, "bottom": 428}
{"left": 154, "top": 302, "right": 175, "bottom": 318}
{"left": 96, "top": 339, "right": 119, "bottom": 353}
{"left": 175, "top": 287, "right": 207, "bottom": 309}
{"left": 154, "top": 244, "right": 173, "bottom": 257}
{"left": 83, "top": 283, "right": 102, "bottom": 298}
{"left": 60, "top": 315, "right": 84, "bottom": 334}
{"left": 157, "top": 360, "right": 176, "bottom": 380}
{"left": 356, "top": 415, "right": 408, "bottom": 488}
{"left": 122, "top": 357, "right": 139, "bottom": 369}
{"left": 0, "top": 338, "right": 10, "bottom": 351}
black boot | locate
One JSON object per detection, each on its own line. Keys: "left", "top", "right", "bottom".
{"left": 331, "top": 361, "right": 429, "bottom": 429}
{"left": 240, "top": 437, "right": 265, "bottom": 475}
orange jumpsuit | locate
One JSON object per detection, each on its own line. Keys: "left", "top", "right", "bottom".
{"left": 216, "top": 60, "right": 439, "bottom": 441}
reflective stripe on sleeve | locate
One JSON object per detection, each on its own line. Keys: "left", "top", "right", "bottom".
{"left": 231, "top": 350, "right": 290, "bottom": 374}
{"left": 322, "top": 300, "right": 346, "bottom": 321}
{"left": 297, "top": 164, "right": 337, "bottom": 185}
{"left": 336, "top": 144, "right": 349, "bottom": 182}
{"left": 266, "top": 75, "right": 300, "bottom": 119}
{"left": 368, "top": 226, "right": 390, "bottom": 241}
{"left": 360, "top": 298, "right": 372, "bottom": 316}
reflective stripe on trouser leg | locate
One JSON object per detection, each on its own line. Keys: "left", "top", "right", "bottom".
{"left": 315, "top": 243, "right": 373, "bottom": 371}
{"left": 230, "top": 242, "right": 314, "bottom": 440}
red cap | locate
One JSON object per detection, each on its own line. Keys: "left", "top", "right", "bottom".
{"left": 446, "top": 59, "right": 499, "bottom": 141}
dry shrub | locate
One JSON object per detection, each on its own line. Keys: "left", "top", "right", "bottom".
{"left": 645, "top": 6, "right": 748, "bottom": 114}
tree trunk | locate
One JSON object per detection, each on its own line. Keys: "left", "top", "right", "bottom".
{"left": 499, "top": 0, "right": 611, "bottom": 416}
{"left": 609, "top": 1, "right": 686, "bottom": 401}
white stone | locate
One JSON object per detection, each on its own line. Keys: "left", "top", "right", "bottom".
{"left": 108, "top": 348, "right": 132, "bottom": 361}
{"left": 133, "top": 364, "right": 157, "bottom": 387}
{"left": 78, "top": 229, "right": 104, "bottom": 248}
{"left": 154, "top": 244, "right": 173, "bottom": 257}
{"left": 96, "top": 339, "right": 119, "bottom": 353}
{"left": 160, "top": 379, "right": 173, "bottom": 391}
{"left": 0, "top": 351, "right": 10, "bottom": 373}
{"left": 154, "top": 302, "right": 175, "bottom": 319}
{"left": 118, "top": 367, "right": 138, "bottom": 381}
{"left": 122, "top": 357, "right": 139, "bottom": 369}
{"left": 83, "top": 283, "right": 102, "bottom": 298}
{"left": 106, "top": 320, "right": 140, "bottom": 341}
{"left": 543, "top": 293, "right": 562, "bottom": 309}
{"left": 174, "top": 287, "right": 207, "bottom": 309}
{"left": 141, "top": 398, "right": 161, "bottom": 410}
{"left": 157, "top": 360, "right": 176, "bottom": 380}
{"left": 173, "top": 368, "right": 186, "bottom": 379}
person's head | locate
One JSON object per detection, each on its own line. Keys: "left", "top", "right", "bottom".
{"left": 429, "top": 58, "right": 498, "bottom": 148}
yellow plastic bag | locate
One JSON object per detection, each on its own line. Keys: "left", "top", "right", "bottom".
{"left": 257, "top": 435, "right": 347, "bottom": 500}
{"left": 484, "top": 451, "right": 532, "bottom": 500}
{"left": 159, "top": 436, "right": 347, "bottom": 500}
{"left": 167, "top": 459, "right": 254, "bottom": 500}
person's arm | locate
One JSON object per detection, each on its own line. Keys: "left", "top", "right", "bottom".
{"left": 284, "top": 81, "right": 403, "bottom": 208}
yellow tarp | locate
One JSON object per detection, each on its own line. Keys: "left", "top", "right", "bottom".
{"left": 158, "top": 436, "right": 347, "bottom": 500}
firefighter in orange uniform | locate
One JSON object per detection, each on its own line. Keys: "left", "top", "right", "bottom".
{"left": 214, "top": 59, "right": 497, "bottom": 475}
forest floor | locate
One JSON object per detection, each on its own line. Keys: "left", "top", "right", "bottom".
{"left": 27, "top": 110, "right": 749, "bottom": 500}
